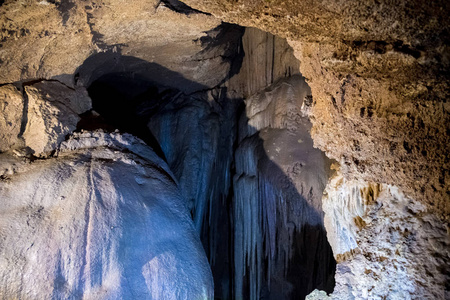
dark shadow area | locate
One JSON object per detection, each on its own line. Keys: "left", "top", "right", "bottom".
{"left": 161, "top": 0, "right": 209, "bottom": 15}
{"left": 81, "top": 77, "right": 172, "bottom": 160}
{"left": 196, "top": 23, "right": 245, "bottom": 83}
{"left": 75, "top": 53, "right": 208, "bottom": 94}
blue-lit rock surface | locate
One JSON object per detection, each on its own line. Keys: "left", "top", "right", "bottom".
{"left": 0, "top": 132, "right": 213, "bottom": 299}
{"left": 232, "top": 75, "right": 335, "bottom": 299}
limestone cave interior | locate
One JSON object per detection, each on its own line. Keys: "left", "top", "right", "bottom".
{"left": 0, "top": 0, "right": 448, "bottom": 299}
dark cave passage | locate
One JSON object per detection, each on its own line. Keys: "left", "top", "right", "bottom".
{"left": 82, "top": 74, "right": 176, "bottom": 160}
{"left": 75, "top": 25, "right": 336, "bottom": 300}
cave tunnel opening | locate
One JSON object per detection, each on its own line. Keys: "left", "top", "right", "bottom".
{"left": 76, "top": 25, "right": 336, "bottom": 300}
{"left": 82, "top": 72, "right": 180, "bottom": 160}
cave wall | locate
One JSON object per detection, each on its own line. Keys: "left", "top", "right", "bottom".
{"left": 0, "top": 0, "right": 449, "bottom": 299}
{"left": 317, "top": 167, "right": 449, "bottom": 299}
{"left": 159, "top": 1, "right": 450, "bottom": 296}
{"left": 0, "top": 0, "right": 228, "bottom": 89}
{"left": 181, "top": 0, "right": 450, "bottom": 224}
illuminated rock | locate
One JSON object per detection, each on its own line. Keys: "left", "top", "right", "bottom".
{"left": 0, "top": 132, "right": 213, "bottom": 299}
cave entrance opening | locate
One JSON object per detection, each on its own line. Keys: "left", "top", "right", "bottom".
{"left": 77, "top": 24, "right": 336, "bottom": 299}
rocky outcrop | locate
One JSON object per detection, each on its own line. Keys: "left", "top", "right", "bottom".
{"left": 181, "top": 0, "right": 450, "bottom": 223}
{"left": 23, "top": 81, "right": 91, "bottom": 156}
{"left": 0, "top": 80, "right": 91, "bottom": 157}
{"left": 0, "top": 0, "right": 230, "bottom": 89}
{"left": 320, "top": 169, "right": 449, "bottom": 299}
{"left": 0, "top": 132, "right": 213, "bottom": 299}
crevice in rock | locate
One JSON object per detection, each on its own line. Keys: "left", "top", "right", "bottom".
{"left": 160, "top": 0, "right": 208, "bottom": 15}
{"left": 18, "top": 85, "right": 28, "bottom": 139}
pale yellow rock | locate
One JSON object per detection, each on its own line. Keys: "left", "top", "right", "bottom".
{"left": 0, "top": 0, "right": 93, "bottom": 85}
{"left": 0, "top": 84, "right": 24, "bottom": 152}
{"left": 0, "top": 0, "right": 223, "bottom": 88}
{"left": 22, "top": 81, "right": 91, "bottom": 156}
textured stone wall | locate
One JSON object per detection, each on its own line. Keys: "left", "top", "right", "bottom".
{"left": 181, "top": 0, "right": 450, "bottom": 223}
{"left": 319, "top": 170, "right": 449, "bottom": 299}
{"left": 0, "top": 0, "right": 448, "bottom": 299}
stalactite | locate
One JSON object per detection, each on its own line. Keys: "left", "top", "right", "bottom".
{"left": 231, "top": 76, "right": 335, "bottom": 299}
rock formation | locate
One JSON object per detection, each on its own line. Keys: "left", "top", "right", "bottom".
{"left": 321, "top": 169, "right": 449, "bottom": 299}
{"left": 180, "top": 0, "right": 450, "bottom": 223}
{"left": 232, "top": 75, "right": 335, "bottom": 299}
{"left": 0, "top": 0, "right": 448, "bottom": 299}
{"left": 0, "top": 132, "right": 213, "bottom": 299}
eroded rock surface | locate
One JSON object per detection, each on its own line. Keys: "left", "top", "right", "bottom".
{"left": 0, "top": 80, "right": 91, "bottom": 157}
{"left": 0, "top": 132, "right": 213, "bottom": 299}
{"left": 0, "top": 84, "right": 24, "bottom": 152}
{"left": 0, "top": 0, "right": 231, "bottom": 90}
{"left": 317, "top": 169, "right": 450, "bottom": 299}
{"left": 23, "top": 81, "right": 91, "bottom": 156}
{"left": 181, "top": 0, "right": 450, "bottom": 222}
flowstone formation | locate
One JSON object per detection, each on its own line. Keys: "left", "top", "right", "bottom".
{"left": 0, "top": 0, "right": 449, "bottom": 299}
{"left": 0, "top": 132, "right": 214, "bottom": 299}
{"left": 232, "top": 75, "right": 335, "bottom": 299}
{"left": 318, "top": 169, "right": 449, "bottom": 299}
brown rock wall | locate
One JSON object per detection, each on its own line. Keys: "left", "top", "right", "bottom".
{"left": 181, "top": 0, "right": 450, "bottom": 221}
{"left": 0, "top": 84, "right": 24, "bottom": 152}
